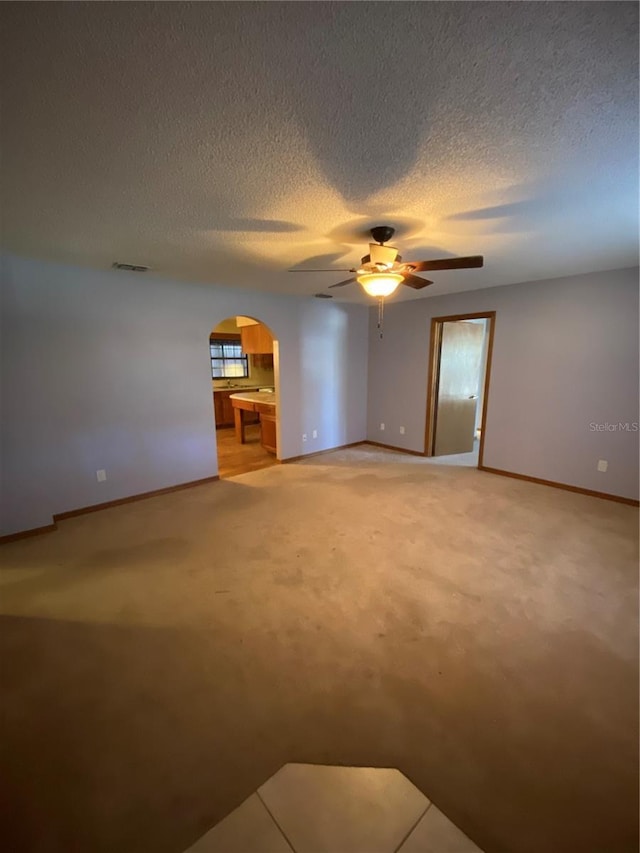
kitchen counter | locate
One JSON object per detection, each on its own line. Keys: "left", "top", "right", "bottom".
{"left": 229, "top": 391, "right": 276, "bottom": 405}
{"left": 213, "top": 385, "right": 271, "bottom": 393}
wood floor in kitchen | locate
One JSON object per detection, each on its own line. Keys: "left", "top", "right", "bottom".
{"left": 216, "top": 424, "right": 278, "bottom": 478}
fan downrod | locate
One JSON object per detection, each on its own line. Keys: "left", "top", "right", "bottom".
{"left": 370, "top": 226, "right": 395, "bottom": 245}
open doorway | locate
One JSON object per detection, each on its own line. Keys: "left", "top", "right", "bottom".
{"left": 424, "top": 311, "right": 495, "bottom": 467}
{"left": 210, "top": 315, "right": 279, "bottom": 478}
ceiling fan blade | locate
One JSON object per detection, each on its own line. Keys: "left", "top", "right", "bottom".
{"left": 328, "top": 277, "right": 357, "bottom": 289}
{"left": 289, "top": 268, "right": 353, "bottom": 272}
{"left": 402, "top": 273, "right": 433, "bottom": 289}
{"left": 404, "top": 255, "right": 484, "bottom": 272}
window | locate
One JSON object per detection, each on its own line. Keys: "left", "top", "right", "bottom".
{"left": 210, "top": 336, "right": 249, "bottom": 379}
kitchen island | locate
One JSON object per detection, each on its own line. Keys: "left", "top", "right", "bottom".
{"left": 213, "top": 387, "right": 262, "bottom": 428}
{"left": 229, "top": 391, "right": 277, "bottom": 454}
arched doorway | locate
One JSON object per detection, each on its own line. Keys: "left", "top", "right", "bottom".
{"left": 209, "top": 315, "right": 279, "bottom": 478}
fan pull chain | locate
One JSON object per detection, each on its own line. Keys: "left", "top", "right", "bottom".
{"left": 377, "top": 297, "right": 385, "bottom": 338}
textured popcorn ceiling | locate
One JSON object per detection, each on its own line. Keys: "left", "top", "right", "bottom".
{"left": 1, "top": 2, "right": 638, "bottom": 301}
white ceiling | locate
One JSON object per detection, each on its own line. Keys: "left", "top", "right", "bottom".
{"left": 1, "top": 2, "right": 638, "bottom": 302}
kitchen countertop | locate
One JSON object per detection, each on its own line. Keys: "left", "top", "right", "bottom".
{"left": 229, "top": 391, "right": 276, "bottom": 405}
{"left": 213, "top": 385, "right": 264, "bottom": 393}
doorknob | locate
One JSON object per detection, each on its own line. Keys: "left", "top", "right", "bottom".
{"left": 468, "top": 395, "right": 478, "bottom": 399}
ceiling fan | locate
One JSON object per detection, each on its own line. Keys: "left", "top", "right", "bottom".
{"left": 289, "top": 226, "right": 484, "bottom": 298}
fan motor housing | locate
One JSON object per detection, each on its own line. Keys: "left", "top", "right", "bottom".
{"left": 370, "top": 226, "right": 395, "bottom": 245}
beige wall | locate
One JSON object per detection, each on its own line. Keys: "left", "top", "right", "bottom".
{"left": 212, "top": 317, "right": 240, "bottom": 334}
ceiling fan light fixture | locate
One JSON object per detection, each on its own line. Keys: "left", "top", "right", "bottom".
{"left": 357, "top": 271, "right": 403, "bottom": 298}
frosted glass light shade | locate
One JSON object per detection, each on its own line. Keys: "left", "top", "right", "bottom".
{"left": 357, "top": 272, "right": 403, "bottom": 298}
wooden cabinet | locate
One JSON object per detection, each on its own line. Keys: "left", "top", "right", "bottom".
{"left": 214, "top": 391, "right": 229, "bottom": 426}
{"left": 259, "top": 409, "right": 277, "bottom": 454}
{"left": 251, "top": 353, "right": 274, "bottom": 370}
{"left": 221, "top": 391, "right": 235, "bottom": 426}
{"left": 240, "top": 322, "right": 273, "bottom": 354}
{"left": 214, "top": 390, "right": 258, "bottom": 428}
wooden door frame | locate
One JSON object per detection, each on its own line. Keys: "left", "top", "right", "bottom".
{"left": 424, "top": 311, "right": 496, "bottom": 466}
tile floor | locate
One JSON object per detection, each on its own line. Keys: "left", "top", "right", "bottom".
{"left": 184, "top": 764, "right": 483, "bottom": 853}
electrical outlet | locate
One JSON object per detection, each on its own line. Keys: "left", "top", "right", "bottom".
{"left": 597, "top": 459, "right": 608, "bottom": 472}
{"left": 399, "top": 426, "right": 405, "bottom": 435}
{"left": 96, "top": 469, "right": 107, "bottom": 482}
{"left": 380, "top": 423, "right": 385, "bottom": 431}
{"left": 302, "top": 434, "right": 307, "bottom": 442}
{"left": 312, "top": 429, "right": 318, "bottom": 439}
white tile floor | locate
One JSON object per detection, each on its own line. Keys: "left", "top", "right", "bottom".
{"left": 184, "top": 764, "right": 484, "bottom": 853}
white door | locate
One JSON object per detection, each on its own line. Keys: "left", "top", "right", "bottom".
{"left": 434, "top": 320, "right": 485, "bottom": 456}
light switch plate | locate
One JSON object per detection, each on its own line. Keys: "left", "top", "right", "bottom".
{"left": 597, "top": 459, "right": 608, "bottom": 472}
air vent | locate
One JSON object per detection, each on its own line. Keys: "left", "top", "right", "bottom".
{"left": 112, "top": 262, "right": 149, "bottom": 272}
{"left": 314, "top": 293, "right": 333, "bottom": 299}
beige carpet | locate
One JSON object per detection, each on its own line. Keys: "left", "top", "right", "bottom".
{"left": 1, "top": 445, "right": 638, "bottom": 853}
